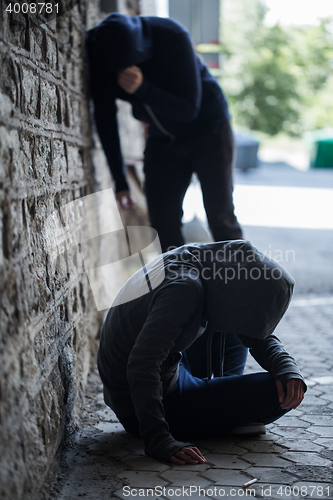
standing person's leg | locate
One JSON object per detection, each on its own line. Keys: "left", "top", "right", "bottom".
{"left": 164, "top": 365, "right": 287, "bottom": 440}
{"left": 144, "top": 138, "right": 193, "bottom": 252}
{"left": 192, "top": 121, "right": 243, "bottom": 242}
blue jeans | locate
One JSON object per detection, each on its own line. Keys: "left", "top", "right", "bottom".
{"left": 164, "top": 333, "right": 288, "bottom": 440}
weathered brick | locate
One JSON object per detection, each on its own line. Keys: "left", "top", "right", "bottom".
{"left": 70, "top": 97, "right": 82, "bottom": 133}
{"left": 19, "top": 131, "right": 35, "bottom": 179}
{"left": 0, "top": 127, "right": 20, "bottom": 181}
{"left": 7, "top": 12, "right": 27, "bottom": 48}
{"left": 29, "top": 24, "right": 46, "bottom": 63}
{"left": 55, "top": 87, "right": 68, "bottom": 125}
{"left": 2, "top": 199, "right": 25, "bottom": 259}
{"left": 21, "top": 66, "right": 40, "bottom": 117}
{"left": 40, "top": 80, "right": 58, "bottom": 123}
{"left": 70, "top": 22, "right": 83, "bottom": 56}
{"left": 0, "top": 55, "right": 20, "bottom": 116}
{"left": 65, "top": 60, "right": 75, "bottom": 87}
{"left": 34, "top": 135, "right": 52, "bottom": 180}
{"left": 0, "top": 211, "right": 3, "bottom": 267}
{"left": 52, "top": 138, "right": 68, "bottom": 180}
{"left": 46, "top": 35, "right": 58, "bottom": 71}
{"left": 41, "top": 367, "right": 65, "bottom": 450}
{"left": 67, "top": 144, "right": 84, "bottom": 177}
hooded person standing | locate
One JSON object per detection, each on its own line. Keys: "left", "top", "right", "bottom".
{"left": 86, "top": 14, "right": 242, "bottom": 252}
{"left": 98, "top": 240, "right": 306, "bottom": 464}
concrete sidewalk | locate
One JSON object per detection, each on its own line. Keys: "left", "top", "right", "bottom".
{"left": 52, "top": 297, "right": 333, "bottom": 500}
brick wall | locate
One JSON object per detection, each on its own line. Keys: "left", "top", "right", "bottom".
{"left": 0, "top": 1, "right": 142, "bottom": 499}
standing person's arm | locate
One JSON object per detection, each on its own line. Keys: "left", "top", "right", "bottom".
{"left": 89, "top": 67, "right": 136, "bottom": 209}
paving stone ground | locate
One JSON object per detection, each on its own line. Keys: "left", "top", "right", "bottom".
{"left": 51, "top": 297, "right": 333, "bottom": 500}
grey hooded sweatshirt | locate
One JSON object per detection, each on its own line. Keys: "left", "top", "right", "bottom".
{"left": 98, "top": 240, "right": 305, "bottom": 462}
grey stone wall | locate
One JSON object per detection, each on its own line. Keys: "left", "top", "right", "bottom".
{"left": 0, "top": 1, "right": 133, "bottom": 499}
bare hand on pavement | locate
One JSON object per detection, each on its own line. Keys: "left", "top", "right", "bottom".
{"left": 170, "top": 447, "right": 207, "bottom": 465}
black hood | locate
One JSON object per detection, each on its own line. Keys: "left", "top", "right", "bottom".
{"left": 86, "top": 13, "right": 153, "bottom": 71}
{"left": 185, "top": 240, "right": 295, "bottom": 340}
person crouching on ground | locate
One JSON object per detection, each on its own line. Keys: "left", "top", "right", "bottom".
{"left": 98, "top": 240, "right": 306, "bottom": 464}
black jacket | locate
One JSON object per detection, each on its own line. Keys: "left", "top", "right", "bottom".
{"left": 98, "top": 240, "right": 306, "bottom": 462}
{"left": 86, "top": 14, "right": 230, "bottom": 192}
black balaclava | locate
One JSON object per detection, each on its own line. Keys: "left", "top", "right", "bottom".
{"left": 86, "top": 13, "right": 153, "bottom": 71}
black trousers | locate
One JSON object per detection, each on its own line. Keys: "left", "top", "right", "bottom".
{"left": 144, "top": 120, "right": 243, "bottom": 253}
